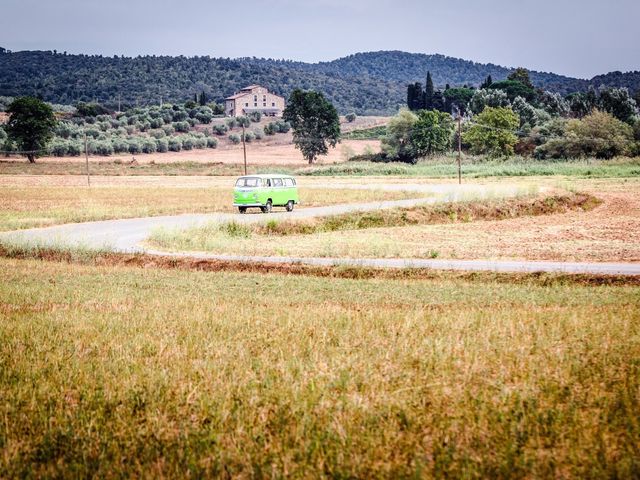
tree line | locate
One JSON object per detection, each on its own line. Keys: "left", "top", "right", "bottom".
{"left": 1, "top": 49, "right": 639, "bottom": 116}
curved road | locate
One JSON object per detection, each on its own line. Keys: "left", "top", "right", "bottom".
{"left": 1, "top": 183, "right": 639, "bottom": 276}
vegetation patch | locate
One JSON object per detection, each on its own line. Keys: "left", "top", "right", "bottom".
{"left": 220, "top": 193, "right": 601, "bottom": 237}
{"left": 341, "top": 125, "right": 387, "bottom": 140}
{"left": 0, "top": 256, "right": 639, "bottom": 477}
{"left": 297, "top": 157, "right": 640, "bottom": 178}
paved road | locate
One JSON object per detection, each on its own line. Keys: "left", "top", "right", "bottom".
{"left": 2, "top": 183, "right": 639, "bottom": 276}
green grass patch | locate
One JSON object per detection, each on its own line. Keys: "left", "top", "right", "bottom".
{"left": 296, "top": 157, "right": 640, "bottom": 178}
{"left": 341, "top": 125, "right": 388, "bottom": 140}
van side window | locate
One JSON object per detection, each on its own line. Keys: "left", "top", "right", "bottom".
{"left": 263, "top": 178, "right": 271, "bottom": 187}
{"left": 273, "top": 178, "right": 283, "bottom": 187}
{"left": 284, "top": 178, "right": 293, "bottom": 187}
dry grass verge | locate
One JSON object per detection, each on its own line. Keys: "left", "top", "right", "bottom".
{"left": 0, "top": 244, "right": 636, "bottom": 287}
{"left": 250, "top": 193, "right": 601, "bottom": 236}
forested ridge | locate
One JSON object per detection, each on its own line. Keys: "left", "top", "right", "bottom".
{"left": 1, "top": 48, "right": 638, "bottom": 115}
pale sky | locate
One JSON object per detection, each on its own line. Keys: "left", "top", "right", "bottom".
{"left": 1, "top": 0, "right": 638, "bottom": 79}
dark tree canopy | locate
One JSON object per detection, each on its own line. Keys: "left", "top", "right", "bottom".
{"left": 6, "top": 96, "right": 57, "bottom": 162}
{"left": 283, "top": 89, "right": 340, "bottom": 164}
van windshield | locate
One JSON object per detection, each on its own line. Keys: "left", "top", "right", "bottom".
{"left": 236, "top": 177, "right": 260, "bottom": 188}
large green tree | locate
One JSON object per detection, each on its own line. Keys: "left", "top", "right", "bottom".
{"left": 283, "top": 89, "right": 340, "bottom": 164}
{"left": 6, "top": 97, "right": 57, "bottom": 162}
{"left": 464, "top": 107, "right": 520, "bottom": 157}
{"left": 381, "top": 109, "right": 418, "bottom": 162}
{"left": 411, "top": 110, "right": 455, "bottom": 156}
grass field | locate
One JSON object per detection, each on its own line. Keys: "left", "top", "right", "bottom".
{"left": 297, "top": 157, "right": 640, "bottom": 178}
{"left": 1, "top": 256, "right": 638, "bottom": 477}
{"left": 2, "top": 156, "right": 639, "bottom": 179}
{"left": 0, "top": 185, "right": 424, "bottom": 231}
{"left": 147, "top": 178, "right": 640, "bottom": 263}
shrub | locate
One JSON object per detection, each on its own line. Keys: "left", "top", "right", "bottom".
{"left": 155, "top": 138, "right": 169, "bottom": 153}
{"left": 55, "top": 122, "right": 75, "bottom": 139}
{"left": 226, "top": 117, "right": 238, "bottom": 129}
{"left": 187, "top": 118, "right": 198, "bottom": 127}
{"left": 111, "top": 138, "right": 129, "bottom": 153}
{"left": 125, "top": 125, "right": 136, "bottom": 135}
{"left": 213, "top": 124, "right": 228, "bottom": 135}
{"left": 228, "top": 133, "right": 241, "bottom": 144}
{"left": 181, "top": 136, "right": 194, "bottom": 150}
{"left": 49, "top": 140, "right": 68, "bottom": 157}
{"left": 345, "top": 112, "right": 357, "bottom": 122}
{"left": 149, "top": 129, "right": 166, "bottom": 139}
{"left": 275, "top": 120, "right": 291, "bottom": 133}
{"left": 534, "top": 110, "right": 633, "bottom": 159}
{"left": 206, "top": 137, "right": 218, "bottom": 148}
{"left": 168, "top": 137, "right": 182, "bottom": 152}
{"left": 264, "top": 122, "right": 276, "bottom": 135}
{"left": 127, "top": 138, "right": 142, "bottom": 154}
{"left": 253, "top": 128, "right": 264, "bottom": 140}
{"left": 195, "top": 107, "right": 214, "bottom": 124}
{"left": 193, "top": 136, "right": 207, "bottom": 149}
{"left": 173, "top": 121, "right": 190, "bottom": 133}
{"left": 248, "top": 111, "right": 262, "bottom": 123}
{"left": 171, "top": 109, "right": 188, "bottom": 122}
{"left": 149, "top": 117, "right": 164, "bottom": 129}
{"left": 141, "top": 138, "right": 157, "bottom": 154}
{"left": 94, "top": 140, "right": 114, "bottom": 156}
{"left": 162, "top": 125, "right": 175, "bottom": 136}
{"left": 85, "top": 128, "right": 101, "bottom": 139}
{"left": 243, "top": 131, "right": 255, "bottom": 143}
{"left": 67, "top": 141, "right": 82, "bottom": 156}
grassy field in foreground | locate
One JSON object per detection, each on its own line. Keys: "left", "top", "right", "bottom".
{"left": 0, "top": 186, "right": 423, "bottom": 231}
{"left": 0, "top": 257, "right": 638, "bottom": 477}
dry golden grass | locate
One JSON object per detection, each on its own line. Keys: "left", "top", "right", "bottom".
{"left": 1, "top": 256, "right": 638, "bottom": 477}
{"left": 0, "top": 184, "right": 423, "bottom": 231}
{"left": 150, "top": 180, "right": 640, "bottom": 263}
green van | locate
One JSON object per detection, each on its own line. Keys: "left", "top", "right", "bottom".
{"left": 233, "top": 174, "right": 299, "bottom": 213}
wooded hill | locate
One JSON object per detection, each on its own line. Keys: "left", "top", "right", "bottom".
{"left": 1, "top": 48, "right": 638, "bottom": 115}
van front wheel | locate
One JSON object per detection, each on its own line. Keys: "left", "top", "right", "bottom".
{"left": 285, "top": 200, "right": 294, "bottom": 212}
{"left": 261, "top": 200, "right": 272, "bottom": 214}
{"left": 238, "top": 207, "right": 247, "bottom": 214}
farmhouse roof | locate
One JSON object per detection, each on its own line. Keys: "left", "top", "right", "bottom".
{"left": 224, "top": 92, "right": 251, "bottom": 100}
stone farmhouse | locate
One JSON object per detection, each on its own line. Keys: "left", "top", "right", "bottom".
{"left": 224, "top": 85, "right": 285, "bottom": 117}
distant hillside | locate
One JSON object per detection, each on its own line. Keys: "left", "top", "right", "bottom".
{"left": 0, "top": 49, "right": 638, "bottom": 115}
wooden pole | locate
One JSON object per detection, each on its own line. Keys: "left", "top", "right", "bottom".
{"left": 242, "top": 123, "right": 247, "bottom": 175}
{"left": 84, "top": 134, "right": 90, "bottom": 187}
{"left": 457, "top": 113, "right": 462, "bottom": 185}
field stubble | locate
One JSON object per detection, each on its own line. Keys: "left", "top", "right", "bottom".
{"left": 0, "top": 257, "right": 638, "bottom": 477}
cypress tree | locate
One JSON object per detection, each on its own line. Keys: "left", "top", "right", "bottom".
{"left": 480, "top": 75, "right": 493, "bottom": 89}
{"left": 424, "top": 72, "right": 434, "bottom": 110}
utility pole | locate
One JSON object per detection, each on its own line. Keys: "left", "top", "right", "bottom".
{"left": 242, "top": 122, "right": 247, "bottom": 175}
{"left": 84, "top": 134, "right": 91, "bottom": 187}
{"left": 457, "top": 112, "right": 462, "bottom": 185}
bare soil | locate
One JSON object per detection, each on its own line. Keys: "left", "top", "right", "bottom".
{"left": 7, "top": 139, "right": 380, "bottom": 166}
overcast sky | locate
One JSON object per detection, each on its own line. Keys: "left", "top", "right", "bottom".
{"left": 1, "top": 0, "right": 638, "bottom": 79}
